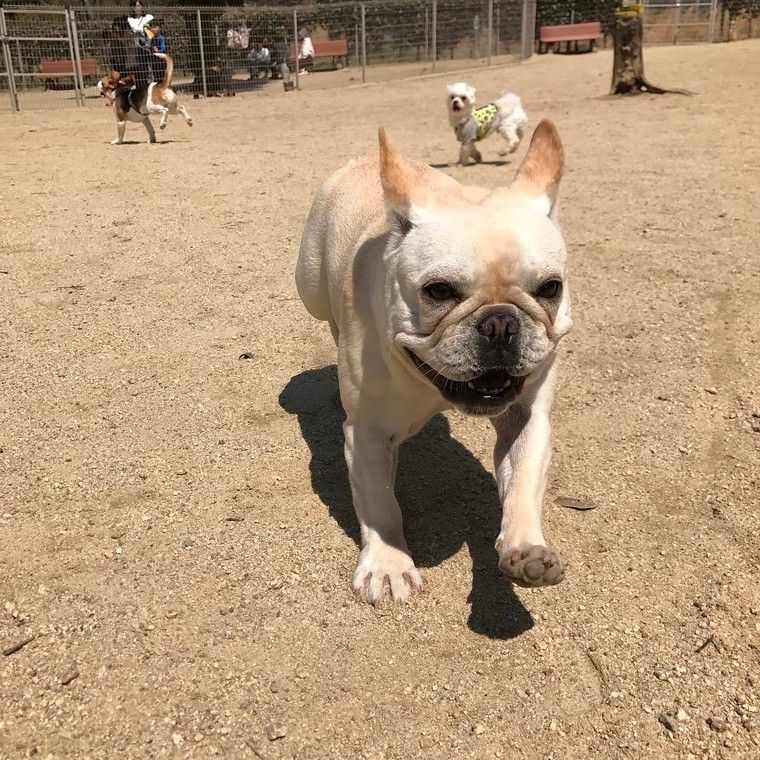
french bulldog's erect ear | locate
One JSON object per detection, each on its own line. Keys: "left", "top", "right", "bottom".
{"left": 378, "top": 127, "right": 420, "bottom": 233}
{"left": 511, "top": 119, "right": 564, "bottom": 221}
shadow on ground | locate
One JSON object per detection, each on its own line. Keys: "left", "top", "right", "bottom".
{"left": 429, "top": 159, "right": 510, "bottom": 169}
{"left": 279, "top": 365, "right": 534, "bottom": 640}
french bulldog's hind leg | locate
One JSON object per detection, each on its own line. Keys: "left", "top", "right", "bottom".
{"left": 496, "top": 541, "right": 565, "bottom": 587}
{"left": 472, "top": 145, "right": 483, "bottom": 163}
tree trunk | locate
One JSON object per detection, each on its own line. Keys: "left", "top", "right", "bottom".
{"left": 610, "top": 11, "right": 691, "bottom": 95}
{"left": 610, "top": 15, "right": 646, "bottom": 94}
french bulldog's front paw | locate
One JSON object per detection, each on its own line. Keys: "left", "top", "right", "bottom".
{"left": 110, "top": 139, "right": 123, "bottom": 145}
{"left": 498, "top": 543, "right": 565, "bottom": 588}
{"left": 352, "top": 543, "right": 423, "bottom": 606}
{"left": 159, "top": 122, "right": 167, "bottom": 130}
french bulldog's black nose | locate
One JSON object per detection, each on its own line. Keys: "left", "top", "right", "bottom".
{"left": 477, "top": 307, "right": 519, "bottom": 342}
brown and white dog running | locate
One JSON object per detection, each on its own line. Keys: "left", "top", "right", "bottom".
{"left": 97, "top": 53, "right": 192, "bottom": 145}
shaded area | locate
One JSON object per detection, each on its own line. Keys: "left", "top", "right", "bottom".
{"left": 279, "top": 365, "right": 533, "bottom": 640}
{"left": 429, "top": 159, "right": 510, "bottom": 169}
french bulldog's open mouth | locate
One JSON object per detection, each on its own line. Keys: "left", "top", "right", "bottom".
{"left": 407, "top": 350, "right": 525, "bottom": 409}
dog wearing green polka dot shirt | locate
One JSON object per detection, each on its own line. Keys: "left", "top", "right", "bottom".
{"left": 447, "top": 82, "right": 528, "bottom": 166}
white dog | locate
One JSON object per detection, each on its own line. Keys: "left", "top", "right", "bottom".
{"left": 296, "top": 121, "right": 570, "bottom": 605}
{"left": 447, "top": 82, "right": 528, "bottom": 165}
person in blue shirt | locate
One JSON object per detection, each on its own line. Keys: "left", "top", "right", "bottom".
{"left": 146, "top": 18, "right": 167, "bottom": 82}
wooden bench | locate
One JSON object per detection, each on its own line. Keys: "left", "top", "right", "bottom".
{"left": 538, "top": 22, "right": 602, "bottom": 54}
{"left": 40, "top": 57, "right": 98, "bottom": 88}
{"left": 288, "top": 39, "right": 349, "bottom": 70}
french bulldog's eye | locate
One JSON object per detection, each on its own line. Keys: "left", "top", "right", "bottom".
{"left": 424, "top": 282, "right": 458, "bottom": 302}
{"left": 535, "top": 279, "right": 562, "bottom": 299}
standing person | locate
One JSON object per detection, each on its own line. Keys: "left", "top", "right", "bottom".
{"left": 147, "top": 19, "right": 166, "bottom": 82}
{"left": 270, "top": 29, "right": 290, "bottom": 79}
{"left": 297, "top": 28, "right": 314, "bottom": 74}
{"left": 104, "top": 16, "right": 137, "bottom": 78}
{"left": 127, "top": 0, "right": 154, "bottom": 84}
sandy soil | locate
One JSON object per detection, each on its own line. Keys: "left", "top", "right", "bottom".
{"left": 1, "top": 41, "right": 759, "bottom": 760}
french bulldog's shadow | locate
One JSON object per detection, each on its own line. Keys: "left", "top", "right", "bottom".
{"left": 279, "top": 365, "right": 534, "bottom": 640}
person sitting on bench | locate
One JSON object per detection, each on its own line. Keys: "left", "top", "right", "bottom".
{"left": 248, "top": 38, "right": 271, "bottom": 80}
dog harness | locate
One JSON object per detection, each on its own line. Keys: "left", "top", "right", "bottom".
{"left": 454, "top": 103, "right": 499, "bottom": 143}
{"left": 127, "top": 86, "right": 149, "bottom": 116}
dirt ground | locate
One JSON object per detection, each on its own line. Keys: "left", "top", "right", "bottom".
{"left": 1, "top": 41, "right": 759, "bottom": 760}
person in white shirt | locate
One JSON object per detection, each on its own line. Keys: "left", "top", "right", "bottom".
{"left": 128, "top": 0, "right": 155, "bottom": 84}
{"left": 297, "top": 28, "right": 314, "bottom": 74}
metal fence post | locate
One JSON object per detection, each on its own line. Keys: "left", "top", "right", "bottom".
{"left": 487, "top": 0, "right": 493, "bottom": 65}
{"left": 431, "top": 0, "right": 437, "bottom": 72}
{"left": 672, "top": 1, "right": 681, "bottom": 45}
{"left": 520, "top": 0, "right": 536, "bottom": 60}
{"left": 196, "top": 9, "right": 207, "bottom": 98}
{"left": 360, "top": 3, "right": 366, "bottom": 83}
{"left": 0, "top": 6, "right": 19, "bottom": 111}
{"left": 63, "top": 7, "right": 83, "bottom": 107}
{"left": 293, "top": 9, "right": 300, "bottom": 90}
{"left": 354, "top": 17, "right": 359, "bottom": 69}
{"left": 496, "top": 5, "right": 501, "bottom": 56}
{"left": 707, "top": 0, "right": 718, "bottom": 42}
{"left": 68, "top": 8, "right": 87, "bottom": 106}
{"left": 425, "top": 6, "right": 429, "bottom": 60}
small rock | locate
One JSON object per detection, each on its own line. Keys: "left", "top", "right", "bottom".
{"left": 181, "top": 538, "right": 195, "bottom": 549}
{"left": 555, "top": 496, "right": 597, "bottom": 511}
{"left": 266, "top": 723, "right": 286, "bottom": 741}
{"left": 171, "top": 733, "right": 183, "bottom": 746}
{"left": 678, "top": 445, "right": 689, "bottom": 454}
{"left": 707, "top": 716, "right": 729, "bottom": 732}
{"left": 269, "top": 680, "right": 283, "bottom": 694}
{"left": 658, "top": 713, "right": 678, "bottom": 733}
{"left": 239, "top": 352, "right": 255, "bottom": 361}
{"left": 676, "top": 708, "right": 690, "bottom": 722}
{"left": 472, "top": 724, "right": 486, "bottom": 736}
{"left": 59, "top": 666, "right": 79, "bottom": 685}
{"left": 704, "top": 387, "right": 718, "bottom": 395}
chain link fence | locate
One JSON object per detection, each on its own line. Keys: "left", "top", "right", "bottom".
{"left": 0, "top": 1, "right": 528, "bottom": 112}
{"left": 4, "top": 1, "right": 755, "bottom": 111}
{"left": 534, "top": 0, "right": 760, "bottom": 45}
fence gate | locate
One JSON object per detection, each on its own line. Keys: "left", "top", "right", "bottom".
{"left": 0, "top": 6, "right": 82, "bottom": 112}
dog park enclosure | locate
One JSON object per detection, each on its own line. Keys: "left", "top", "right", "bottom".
{"left": 2, "top": 0, "right": 758, "bottom": 111}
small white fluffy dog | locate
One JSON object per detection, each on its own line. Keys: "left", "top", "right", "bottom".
{"left": 447, "top": 82, "right": 528, "bottom": 165}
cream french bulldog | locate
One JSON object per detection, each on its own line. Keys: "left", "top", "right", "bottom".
{"left": 296, "top": 120, "right": 572, "bottom": 605}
